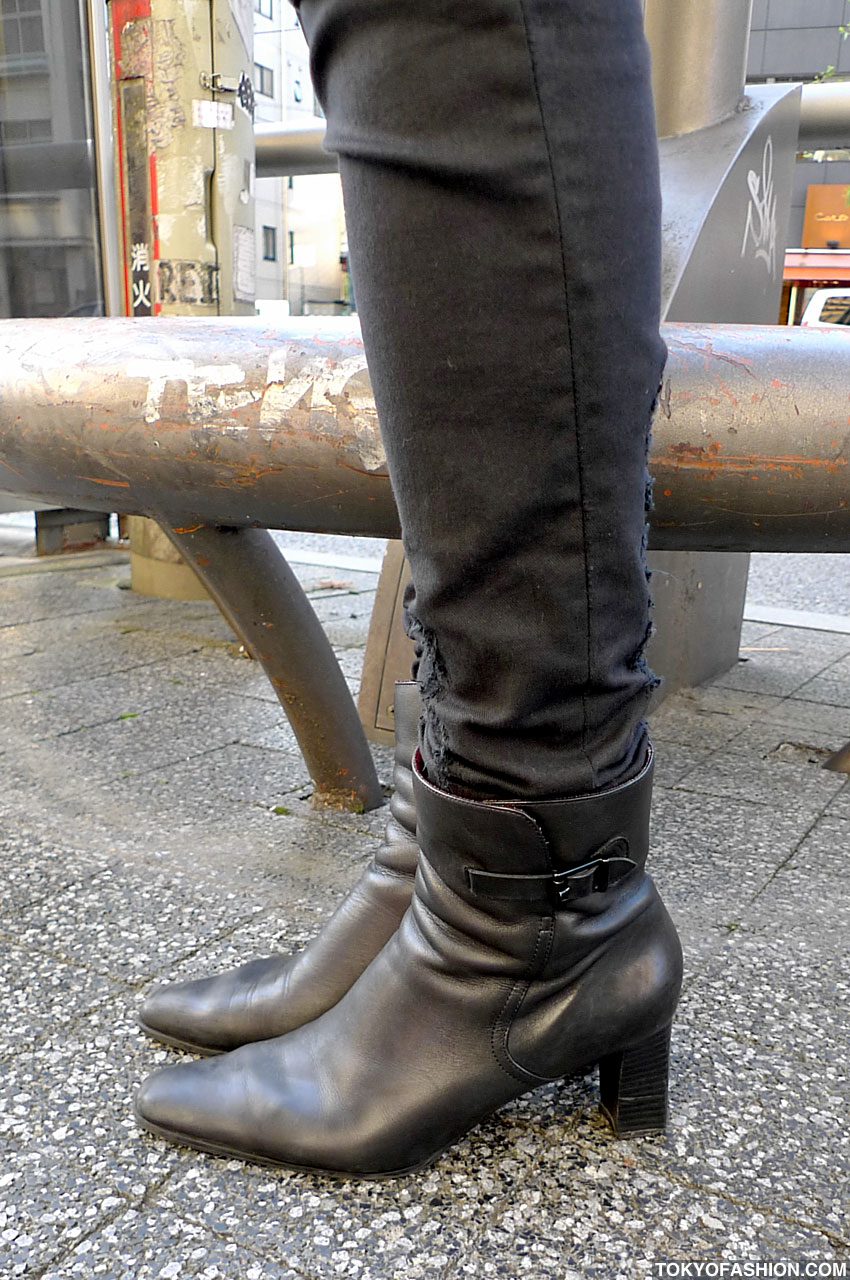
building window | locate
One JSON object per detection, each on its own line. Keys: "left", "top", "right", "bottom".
{"left": 0, "top": 117, "right": 51, "bottom": 143}
{"left": 262, "top": 226, "right": 277, "bottom": 262}
{"left": 288, "top": 231, "right": 295, "bottom": 265}
{"left": 254, "top": 63, "right": 274, "bottom": 97}
{"left": 0, "top": 0, "right": 46, "bottom": 59}
{"left": 254, "top": 0, "right": 272, "bottom": 15}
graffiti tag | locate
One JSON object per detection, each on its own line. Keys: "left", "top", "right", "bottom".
{"left": 741, "top": 135, "right": 777, "bottom": 276}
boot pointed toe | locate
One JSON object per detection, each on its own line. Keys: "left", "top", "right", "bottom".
{"left": 138, "top": 683, "right": 421, "bottom": 1055}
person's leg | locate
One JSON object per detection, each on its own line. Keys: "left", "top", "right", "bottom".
{"left": 315, "top": 0, "right": 667, "bottom": 801}
{"left": 135, "top": 0, "right": 682, "bottom": 1174}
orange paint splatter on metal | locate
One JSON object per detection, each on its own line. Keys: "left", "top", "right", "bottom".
{"left": 78, "top": 475, "right": 131, "bottom": 487}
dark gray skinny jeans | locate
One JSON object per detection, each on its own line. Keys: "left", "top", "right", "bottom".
{"left": 295, "top": 0, "right": 667, "bottom": 801}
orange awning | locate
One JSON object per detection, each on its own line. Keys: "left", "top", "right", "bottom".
{"left": 784, "top": 250, "right": 850, "bottom": 282}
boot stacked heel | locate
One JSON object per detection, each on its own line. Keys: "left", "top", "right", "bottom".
{"left": 598, "top": 1022, "right": 672, "bottom": 1137}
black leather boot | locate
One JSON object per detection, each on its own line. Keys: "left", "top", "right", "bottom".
{"left": 135, "top": 746, "right": 683, "bottom": 1175}
{"left": 137, "top": 682, "right": 421, "bottom": 1054}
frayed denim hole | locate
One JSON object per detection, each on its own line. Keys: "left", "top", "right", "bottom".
{"left": 402, "top": 608, "right": 453, "bottom": 788}
{"left": 631, "top": 383, "right": 662, "bottom": 695}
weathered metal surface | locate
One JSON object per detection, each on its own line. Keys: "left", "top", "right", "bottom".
{"left": 164, "top": 523, "right": 383, "bottom": 811}
{"left": 652, "top": 323, "right": 850, "bottom": 552}
{"left": 645, "top": 0, "right": 753, "bottom": 139}
{"left": 0, "top": 316, "right": 849, "bottom": 552}
{"left": 0, "top": 316, "right": 395, "bottom": 534}
{"left": 798, "top": 80, "right": 850, "bottom": 153}
{"left": 247, "top": 79, "right": 850, "bottom": 182}
{"left": 254, "top": 124, "right": 337, "bottom": 178}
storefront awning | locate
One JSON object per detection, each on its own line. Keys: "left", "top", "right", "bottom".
{"left": 784, "top": 250, "right": 850, "bottom": 282}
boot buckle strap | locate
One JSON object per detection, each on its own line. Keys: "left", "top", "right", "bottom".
{"left": 466, "top": 839, "right": 637, "bottom": 906}
{"left": 551, "top": 854, "right": 637, "bottom": 904}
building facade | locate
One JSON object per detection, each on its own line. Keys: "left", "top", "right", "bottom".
{"left": 748, "top": 0, "right": 850, "bottom": 318}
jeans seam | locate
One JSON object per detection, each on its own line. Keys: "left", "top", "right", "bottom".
{"left": 515, "top": 0, "right": 596, "bottom": 791}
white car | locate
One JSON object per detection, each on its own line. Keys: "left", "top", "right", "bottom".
{"left": 800, "top": 287, "right": 850, "bottom": 327}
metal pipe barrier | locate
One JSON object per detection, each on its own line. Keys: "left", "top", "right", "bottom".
{"left": 9, "top": 82, "right": 850, "bottom": 196}
{"left": 0, "top": 317, "right": 847, "bottom": 553}
{"left": 254, "top": 123, "right": 338, "bottom": 178}
{"left": 644, "top": 0, "right": 754, "bottom": 138}
{"left": 797, "top": 80, "right": 850, "bottom": 152}
{"left": 2, "top": 316, "right": 848, "bottom": 802}
{"left": 0, "top": 317, "right": 844, "bottom": 547}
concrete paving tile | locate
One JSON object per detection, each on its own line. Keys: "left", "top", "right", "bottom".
{"left": 472, "top": 1151, "right": 841, "bottom": 1276}
{"left": 1, "top": 661, "right": 264, "bottom": 742}
{"left": 0, "top": 828, "right": 108, "bottom": 911}
{"left": 648, "top": 842, "right": 792, "bottom": 980}
{"left": 712, "top": 660, "right": 837, "bottom": 699}
{"left": 103, "top": 742, "right": 312, "bottom": 822}
{"left": 153, "top": 1157, "right": 486, "bottom": 1279}
{"left": 159, "top": 646, "right": 283, "bottom": 704}
{"left": 790, "top": 672, "right": 850, "bottom": 708}
{"left": 821, "top": 782, "right": 850, "bottom": 820}
{"left": 333, "top": 643, "right": 369, "bottom": 686}
{"left": 307, "top": 590, "right": 376, "bottom": 648}
{"left": 747, "top": 552, "right": 850, "bottom": 616}
{"left": 650, "top": 785, "right": 815, "bottom": 858}
{"left": 39, "top": 1203, "right": 300, "bottom": 1279}
{"left": 9, "top": 863, "right": 266, "bottom": 984}
{"left": 1, "top": 690, "right": 282, "bottom": 786}
{"left": 739, "top": 619, "right": 784, "bottom": 646}
{"left": 624, "top": 934, "right": 850, "bottom": 1243}
{"left": 0, "top": 999, "right": 190, "bottom": 1202}
{"left": 0, "top": 571, "right": 149, "bottom": 625}
{"left": 0, "top": 647, "right": 198, "bottom": 703}
{"left": 0, "top": 1146, "right": 130, "bottom": 1279}
{"left": 0, "top": 942, "right": 126, "bottom": 1057}
{"left": 761, "top": 696, "right": 850, "bottom": 739}
{"left": 742, "top": 811, "right": 850, "bottom": 945}
{"left": 668, "top": 682, "right": 786, "bottom": 720}
{"left": 120, "top": 793, "right": 380, "bottom": 881}
{"left": 721, "top": 720, "right": 843, "bottom": 763}
{"left": 646, "top": 741, "right": 711, "bottom": 789}
{"left": 242, "top": 721, "right": 323, "bottom": 755}
{"left": 648, "top": 701, "right": 753, "bottom": 755}
{"left": 671, "top": 747, "right": 844, "bottom": 815}
{"left": 0, "top": 614, "right": 192, "bottom": 670}
{"left": 711, "top": 628, "right": 850, "bottom": 699}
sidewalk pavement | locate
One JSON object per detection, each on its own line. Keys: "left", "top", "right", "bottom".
{"left": 0, "top": 537, "right": 848, "bottom": 1279}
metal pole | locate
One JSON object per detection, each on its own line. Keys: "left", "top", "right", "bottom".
{"left": 255, "top": 123, "right": 337, "bottom": 178}
{"left": 162, "top": 523, "right": 384, "bottom": 812}
{"left": 85, "top": 0, "right": 122, "bottom": 316}
{"left": 644, "top": 0, "right": 754, "bottom": 137}
{"left": 1, "top": 317, "right": 850, "bottom": 552}
{"left": 797, "top": 80, "right": 850, "bottom": 151}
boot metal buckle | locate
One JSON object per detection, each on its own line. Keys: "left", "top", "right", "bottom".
{"left": 552, "top": 839, "right": 636, "bottom": 904}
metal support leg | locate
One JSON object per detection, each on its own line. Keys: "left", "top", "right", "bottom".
{"left": 162, "top": 521, "right": 384, "bottom": 813}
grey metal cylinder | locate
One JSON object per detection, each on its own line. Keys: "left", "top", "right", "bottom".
{"left": 254, "top": 124, "right": 338, "bottom": 178}
{"left": 798, "top": 80, "right": 850, "bottom": 151}
{"left": 645, "top": 0, "right": 754, "bottom": 137}
{"left": 1, "top": 317, "right": 850, "bottom": 552}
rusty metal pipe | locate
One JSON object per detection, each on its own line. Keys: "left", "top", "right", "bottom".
{"left": 0, "top": 317, "right": 849, "bottom": 552}
{"left": 161, "top": 522, "right": 383, "bottom": 812}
